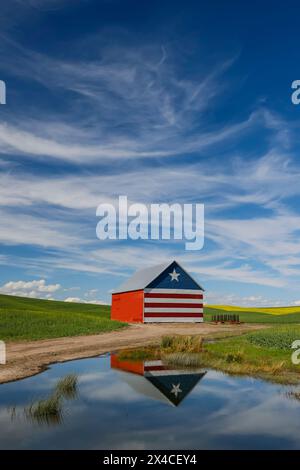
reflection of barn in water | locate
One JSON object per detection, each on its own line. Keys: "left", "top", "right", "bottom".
{"left": 111, "top": 354, "right": 206, "bottom": 407}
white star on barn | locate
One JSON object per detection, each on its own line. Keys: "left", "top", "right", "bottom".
{"left": 171, "top": 383, "right": 182, "bottom": 397}
{"left": 169, "top": 268, "right": 180, "bottom": 282}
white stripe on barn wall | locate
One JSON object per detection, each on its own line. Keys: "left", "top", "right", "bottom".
{"left": 144, "top": 298, "right": 203, "bottom": 304}
{"left": 144, "top": 360, "right": 163, "bottom": 367}
{"left": 145, "top": 317, "right": 203, "bottom": 323}
{"left": 144, "top": 289, "right": 204, "bottom": 294}
{"left": 144, "top": 307, "right": 203, "bottom": 313}
{"left": 144, "top": 360, "right": 204, "bottom": 374}
{"left": 145, "top": 370, "right": 203, "bottom": 376}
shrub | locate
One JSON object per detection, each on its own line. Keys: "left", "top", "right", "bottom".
{"left": 163, "top": 352, "right": 204, "bottom": 368}
{"left": 225, "top": 351, "right": 244, "bottom": 363}
{"left": 160, "top": 335, "right": 203, "bottom": 353}
{"left": 161, "top": 336, "right": 173, "bottom": 348}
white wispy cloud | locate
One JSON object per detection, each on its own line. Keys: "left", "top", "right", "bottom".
{"left": 64, "top": 296, "right": 108, "bottom": 305}
{"left": 0, "top": 279, "right": 60, "bottom": 298}
{"left": 1, "top": 26, "right": 300, "bottom": 302}
{"left": 1, "top": 151, "right": 300, "bottom": 291}
{"left": 0, "top": 37, "right": 258, "bottom": 164}
{"left": 205, "top": 292, "right": 289, "bottom": 307}
{"left": 0, "top": 208, "right": 86, "bottom": 248}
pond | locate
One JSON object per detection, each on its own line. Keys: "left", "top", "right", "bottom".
{"left": 1, "top": 353, "right": 300, "bottom": 449}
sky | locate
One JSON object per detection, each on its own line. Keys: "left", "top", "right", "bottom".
{"left": 1, "top": 0, "right": 300, "bottom": 306}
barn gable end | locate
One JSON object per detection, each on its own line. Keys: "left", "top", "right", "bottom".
{"left": 111, "top": 260, "right": 204, "bottom": 323}
{"left": 146, "top": 260, "right": 203, "bottom": 291}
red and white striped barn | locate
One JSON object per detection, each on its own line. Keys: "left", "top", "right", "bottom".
{"left": 111, "top": 353, "right": 206, "bottom": 406}
{"left": 111, "top": 260, "right": 204, "bottom": 323}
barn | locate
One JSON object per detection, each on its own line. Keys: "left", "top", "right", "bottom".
{"left": 111, "top": 353, "right": 206, "bottom": 406}
{"left": 111, "top": 260, "right": 204, "bottom": 323}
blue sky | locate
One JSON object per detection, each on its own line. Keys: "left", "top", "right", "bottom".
{"left": 1, "top": 0, "right": 300, "bottom": 306}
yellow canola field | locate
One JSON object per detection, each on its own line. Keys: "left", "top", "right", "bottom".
{"left": 207, "top": 305, "right": 300, "bottom": 316}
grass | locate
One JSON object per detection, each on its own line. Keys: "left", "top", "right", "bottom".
{"left": 118, "top": 335, "right": 204, "bottom": 362}
{"left": 199, "top": 328, "right": 295, "bottom": 383}
{"left": 287, "top": 391, "right": 300, "bottom": 402}
{"left": 0, "top": 293, "right": 126, "bottom": 341}
{"left": 2, "top": 293, "right": 300, "bottom": 343}
{"left": 161, "top": 335, "right": 203, "bottom": 353}
{"left": 26, "top": 395, "right": 63, "bottom": 425}
{"left": 178, "top": 326, "right": 300, "bottom": 383}
{"left": 117, "top": 347, "right": 157, "bottom": 361}
{"left": 163, "top": 352, "right": 205, "bottom": 368}
{"left": 119, "top": 327, "right": 300, "bottom": 384}
{"left": 24, "top": 373, "right": 79, "bottom": 425}
{"left": 246, "top": 326, "right": 300, "bottom": 350}
{"left": 55, "top": 374, "right": 78, "bottom": 399}
{"left": 204, "top": 306, "right": 300, "bottom": 323}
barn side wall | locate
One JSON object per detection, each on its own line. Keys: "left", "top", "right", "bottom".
{"left": 143, "top": 289, "right": 204, "bottom": 323}
{"left": 110, "top": 354, "right": 144, "bottom": 375}
{"left": 111, "top": 289, "right": 144, "bottom": 323}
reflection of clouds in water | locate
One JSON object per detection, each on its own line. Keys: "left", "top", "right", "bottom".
{"left": 202, "top": 369, "right": 234, "bottom": 382}
{"left": 51, "top": 372, "right": 300, "bottom": 450}
{"left": 79, "top": 370, "right": 148, "bottom": 403}
{"left": 79, "top": 371, "right": 110, "bottom": 383}
{"left": 81, "top": 379, "right": 146, "bottom": 403}
{"left": 1, "top": 356, "right": 300, "bottom": 449}
{"left": 0, "top": 405, "right": 67, "bottom": 449}
{"left": 175, "top": 380, "right": 300, "bottom": 449}
{"left": 0, "top": 375, "right": 57, "bottom": 399}
{"left": 217, "top": 393, "right": 300, "bottom": 440}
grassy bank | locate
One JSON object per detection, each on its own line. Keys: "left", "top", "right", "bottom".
{"left": 0, "top": 294, "right": 126, "bottom": 341}
{"left": 200, "top": 326, "right": 300, "bottom": 383}
{"left": 119, "top": 326, "right": 300, "bottom": 384}
{"left": 204, "top": 306, "right": 300, "bottom": 323}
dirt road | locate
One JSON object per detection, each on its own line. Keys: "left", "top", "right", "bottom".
{"left": 0, "top": 322, "right": 266, "bottom": 384}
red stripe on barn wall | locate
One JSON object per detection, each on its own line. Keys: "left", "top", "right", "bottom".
{"left": 144, "top": 293, "right": 203, "bottom": 299}
{"left": 144, "top": 365, "right": 168, "bottom": 371}
{"left": 145, "top": 302, "right": 203, "bottom": 308}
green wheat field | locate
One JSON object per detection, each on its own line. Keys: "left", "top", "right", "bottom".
{"left": 1, "top": 293, "right": 300, "bottom": 341}
{"left": 0, "top": 293, "right": 125, "bottom": 341}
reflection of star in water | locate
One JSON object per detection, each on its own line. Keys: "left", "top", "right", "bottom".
{"left": 169, "top": 268, "right": 180, "bottom": 282}
{"left": 171, "top": 383, "right": 182, "bottom": 397}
